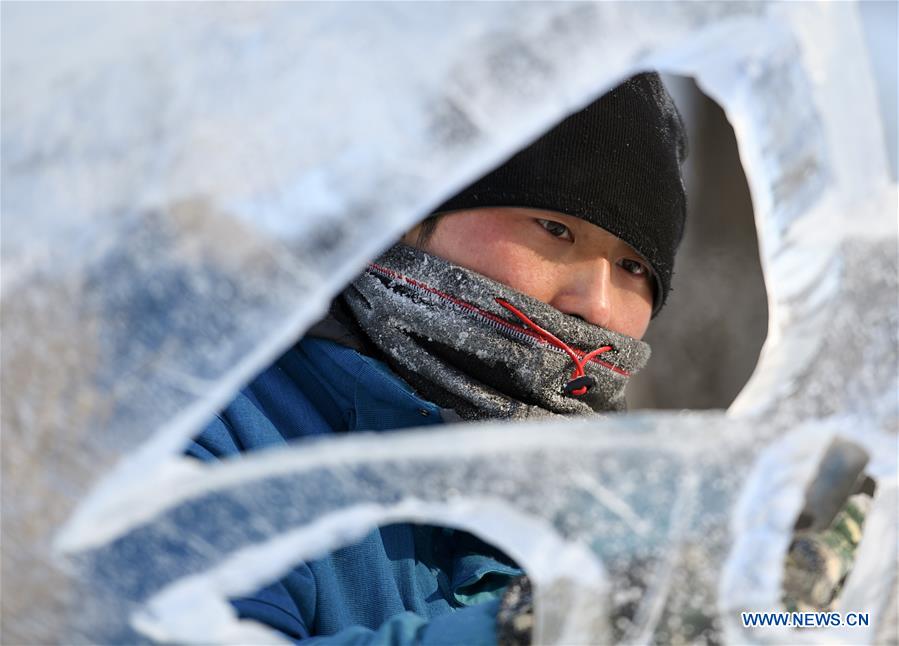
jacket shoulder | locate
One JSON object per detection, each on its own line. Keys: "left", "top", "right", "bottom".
{"left": 188, "top": 339, "right": 355, "bottom": 461}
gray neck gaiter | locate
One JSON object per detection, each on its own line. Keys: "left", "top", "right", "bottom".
{"left": 342, "top": 243, "right": 651, "bottom": 421}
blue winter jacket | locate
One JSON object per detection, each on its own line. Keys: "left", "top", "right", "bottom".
{"left": 188, "top": 337, "right": 522, "bottom": 644}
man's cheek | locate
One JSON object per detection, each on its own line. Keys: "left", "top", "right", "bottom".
{"left": 498, "top": 258, "right": 559, "bottom": 304}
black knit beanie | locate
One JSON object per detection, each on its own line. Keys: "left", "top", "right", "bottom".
{"left": 431, "top": 71, "right": 688, "bottom": 316}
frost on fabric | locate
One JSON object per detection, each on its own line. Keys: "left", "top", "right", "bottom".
{"left": 2, "top": 2, "right": 896, "bottom": 644}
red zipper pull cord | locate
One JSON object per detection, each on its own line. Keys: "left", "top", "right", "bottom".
{"left": 495, "top": 298, "right": 613, "bottom": 397}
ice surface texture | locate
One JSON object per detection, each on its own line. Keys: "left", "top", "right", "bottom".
{"left": 2, "top": 2, "right": 896, "bottom": 644}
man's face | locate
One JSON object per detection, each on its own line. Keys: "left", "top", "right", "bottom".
{"left": 403, "top": 207, "right": 654, "bottom": 339}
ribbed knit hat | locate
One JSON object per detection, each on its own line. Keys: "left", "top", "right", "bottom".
{"left": 432, "top": 71, "right": 688, "bottom": 316}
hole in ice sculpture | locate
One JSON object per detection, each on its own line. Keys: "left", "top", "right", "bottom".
{"left": 183, "top": 73, "right": 767, "bottom": 457}
{"left": 223, "top": 522, "right": 525, "bottom": 641}
{"left": 782, "top": 438, "right": 876, "bottom": 612}
{"left": 129, "top": 499, "right": 609, "bottom": 645}
{"left": 721, "top": 424, "right": 894, "bottom": 643}
{"left": 629, "top": 75, "right": 768, "bottom": 411}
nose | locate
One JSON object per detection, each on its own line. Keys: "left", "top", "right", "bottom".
{"left": 549, "top": 258, "right": 614, "bottom": 329}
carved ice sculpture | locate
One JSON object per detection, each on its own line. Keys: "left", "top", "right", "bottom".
{"left": 2, "top": 2, "right": 896, "bottom": 644}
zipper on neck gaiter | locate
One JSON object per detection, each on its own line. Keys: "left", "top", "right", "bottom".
{"left": 366, "top": 263, "right": 629, "bottom": 378}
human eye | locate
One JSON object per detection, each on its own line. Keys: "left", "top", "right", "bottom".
{"left": 618, "top": 258, "right": 649, "bottom": 277}
{"left": 536, "top": 218, "right": 574, "bottom": 241}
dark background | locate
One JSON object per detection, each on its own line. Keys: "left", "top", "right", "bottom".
{"left": 628, "top": 76, "right": 768, "bottom": 411}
